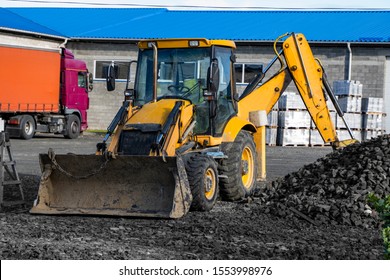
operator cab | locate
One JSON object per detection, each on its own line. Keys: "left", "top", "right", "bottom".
{"left": 132, "top": 39, "right": 238, "bottom": 137}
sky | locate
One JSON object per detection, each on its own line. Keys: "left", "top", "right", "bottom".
{"left": 1, "top": 0, "right": 390, "bottom": 9}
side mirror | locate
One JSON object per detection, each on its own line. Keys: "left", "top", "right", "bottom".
{"left": 204, "top": 59, "right": 220, "bottom": 100}
{"left": 106, "top": 63, "right": 116, "bottom": 91}
{"left": 125, "top": 60, "right": 138, "bottom": 92}
{"left": 88, "top": 73, "right": 93, "bottom": 92}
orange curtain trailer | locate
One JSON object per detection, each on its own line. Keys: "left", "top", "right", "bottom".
{"left": 0, "top": 45, "right": 61, "bottom": 113}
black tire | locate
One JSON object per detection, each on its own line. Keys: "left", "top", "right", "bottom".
{"left": 218, "top": 130, "right": 258, "bottom": 201}
{"left": 64, "top": 115, "right": 80, "bottom": 139}
{"left": 185, "top": 153, "right": 219, "bottom": 211}
{"left": 20, "top": 115, "right": 35, "bottom": 140}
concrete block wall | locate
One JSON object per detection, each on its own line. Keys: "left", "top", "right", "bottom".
{"left": 67, "top": 42, "right": 138, "bottom": 130}
{"left": 235, "top": 44, "right": 387, "bottom": 98}
{"left": 350, "top": 47, "right": 386, "bottom": 98}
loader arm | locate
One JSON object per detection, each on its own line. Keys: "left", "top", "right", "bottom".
{"left": 95, "top": 100, "right": 133, "bottom": 157}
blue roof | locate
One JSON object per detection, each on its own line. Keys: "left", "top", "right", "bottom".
{"left": 0, "top": 7, "right": 64, "bottom": 37}
{"left": 2, "top": 8, "right": 390, "bottom": 43}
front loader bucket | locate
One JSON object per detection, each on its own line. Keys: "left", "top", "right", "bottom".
{"left": 30, "top": 153, "right": 192, "bottom": 218}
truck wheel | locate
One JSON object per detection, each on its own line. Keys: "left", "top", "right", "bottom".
{"left": 218, "top": 130, "right": 258, "bottom": 201}
{"left": 20, "top": 115, "right": 35, "bottom": 140}
{"left": 64, "top": 115, "right": 80, "bottom": 139}
{"left": 185, "top": 153, "right": 219, "bottom": 211}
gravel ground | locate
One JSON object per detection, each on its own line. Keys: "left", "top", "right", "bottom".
{"left": 0, "top": 133, "right": 385, "bottom": 260}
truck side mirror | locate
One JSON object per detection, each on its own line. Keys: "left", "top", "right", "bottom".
{"left": 204, "top": 59, "right": 219, "bottom": 100}
{"left": 88, "top": 73, "right": 93, "bottom": 92}
{"left": 106, "top": 63, "right": 116, "bottom": 91}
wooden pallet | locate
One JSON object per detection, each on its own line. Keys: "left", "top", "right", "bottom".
{"left": 281, "top": 144, "right": 309, "bottom": 147}
{"left": 309, "top": 143, "right": 331, "bottom": 147}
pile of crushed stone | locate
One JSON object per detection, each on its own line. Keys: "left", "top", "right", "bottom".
{"left": 255, "top": 135, "right": 390, "bottom": 228}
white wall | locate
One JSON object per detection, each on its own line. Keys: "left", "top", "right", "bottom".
{"left": 0, "top": 32, "right": 61, "bottom": 51}
{"left": 0, "top": 118, "right": 4, "bottom": 132}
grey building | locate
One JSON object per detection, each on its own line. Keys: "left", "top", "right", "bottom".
{"left": 1, "top": 8, "right": 390, "bottom": 134}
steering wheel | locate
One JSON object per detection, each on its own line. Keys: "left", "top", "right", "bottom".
{"left": 168, "top": 85, "right": 190, "bottom": 94}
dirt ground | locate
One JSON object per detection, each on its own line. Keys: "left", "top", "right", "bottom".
{"left": 0, "top": 134, "right": 385, "bottom": 260}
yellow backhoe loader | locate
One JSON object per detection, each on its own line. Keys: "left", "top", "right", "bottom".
{"left": 31, "top": 33, "right": 357, "bottom": 218}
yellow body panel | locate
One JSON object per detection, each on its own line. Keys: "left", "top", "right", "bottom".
{"left": 123, "top": 99, "right": 194, "bottom": 157}
{"left": 221, "top": 116, "right": 257, "bottom": 143}
{"left": 126, "top": 99, "right": 180, "bottom": 126}
{"left": 138, "top": 38, "right": 236, "bottom": 49}
{"left": 195, "top": 135, "right": 223, "bottom": 147}
{"left": 193, "top": 115, "right": 257, "bottom": 147}
{"left": 253, "top": 126, "right": 266, "bottom": 180}
{"left": 166, "top": 102, "right": 194, "bottom": 155}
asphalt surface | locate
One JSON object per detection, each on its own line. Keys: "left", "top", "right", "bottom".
{"left": 8, "top": 132, "right": 100, "bottom": 176}
{"left": 8, "top": 132, "right": 333, "bottom": 179}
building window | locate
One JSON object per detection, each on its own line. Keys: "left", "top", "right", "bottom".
{"left": 94, "top": 60, "right": 130, "bottom": 81}
{"left": 234, "top": 63, "right": 263, "bottom": 84}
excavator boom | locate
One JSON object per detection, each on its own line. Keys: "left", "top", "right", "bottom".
{"left": 283, "top": 33, "right": 338, "bottom": 144}
{"left": 238, "top": 33, "right": 357, "bottom": 147}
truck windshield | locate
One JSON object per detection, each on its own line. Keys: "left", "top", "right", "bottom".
{"left": 134, "top": 47, "right": 211, "bottom": 106}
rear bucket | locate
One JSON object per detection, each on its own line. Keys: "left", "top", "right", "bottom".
{"left": 30, "top": 153, "right": 192, "bottom": 218}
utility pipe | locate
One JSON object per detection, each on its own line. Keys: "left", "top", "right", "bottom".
{"left": 347, "top": 42, "right": 352, "bottom": 81}
{"left": 152, "top": 43, "right": 158, "bottom": 102}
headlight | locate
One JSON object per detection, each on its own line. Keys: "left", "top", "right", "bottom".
{"left": 189, "top": 40, "right": 199, "bottom": 47}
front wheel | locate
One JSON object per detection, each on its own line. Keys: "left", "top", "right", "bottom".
{"left": 64, "top": 115, "right": 80, "bottom": 139}
{"left": 218, "top": 130, "right": 258, "bottom": 201}
{"left": 185, "top": 153, "right": 219, "bottom": 211}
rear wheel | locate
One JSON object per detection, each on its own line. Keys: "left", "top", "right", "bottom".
{"left": 218, "top": 130, "right": 258, "bottom": 201}
{"left": 20, "top": 115, "right": 35, "bottom": 140}
{"left": 64, "top": 115, "right": 80, "bottom": 139}
{"left": 185, "top": 153, "right": 219, "bottom": 211}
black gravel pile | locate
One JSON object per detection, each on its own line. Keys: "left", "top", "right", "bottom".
{"left": 256, "top": 135, "right": 390, "bottom": 228}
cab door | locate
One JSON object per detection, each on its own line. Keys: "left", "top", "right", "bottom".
{"left": 61, "top": 58, "right": 89, "bottom": 130}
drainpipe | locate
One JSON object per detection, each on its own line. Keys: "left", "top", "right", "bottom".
{"left": 59, "top": 38, "right": 68, "bottom": 48}
{"left": 347, "top": 42, "right": 352, "bottom": 81}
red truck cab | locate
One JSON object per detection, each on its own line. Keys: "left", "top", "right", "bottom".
{"left": 61, "top": 49, "right": 90, "bottom": 132}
